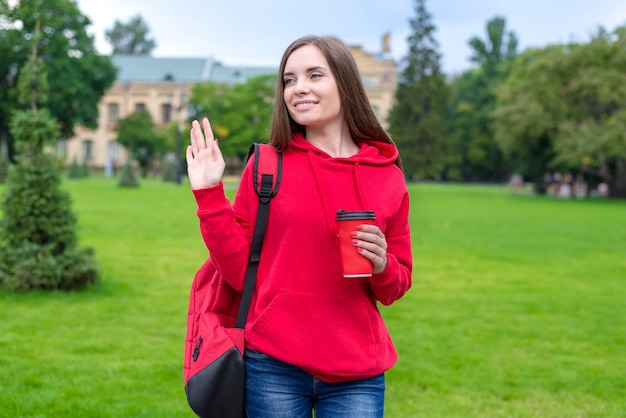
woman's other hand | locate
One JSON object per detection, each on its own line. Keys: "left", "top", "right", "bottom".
{"left": 186, "top": 117, "right": 226, "bottom": 189}
{"left": 351, "top": 224, "right": 388, "bottom": 275}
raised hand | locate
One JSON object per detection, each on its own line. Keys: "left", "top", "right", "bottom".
{"left": 186, "top": 117, "right": 226, "bottom": 190}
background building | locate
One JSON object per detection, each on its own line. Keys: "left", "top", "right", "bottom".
{"left": 62, "top": 37, "right": 397, "bottom": 171}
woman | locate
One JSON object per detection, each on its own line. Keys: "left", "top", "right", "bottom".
{"left": 186, "top": 35, "right": 412, "bottom": 418}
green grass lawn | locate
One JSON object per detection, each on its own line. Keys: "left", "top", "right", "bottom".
{"left": 0, "top": 178, "right": 624, "bottom": 417}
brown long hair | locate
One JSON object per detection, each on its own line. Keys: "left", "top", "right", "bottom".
{"left": 269, "top": 35, "right": 402, "bottom": 170}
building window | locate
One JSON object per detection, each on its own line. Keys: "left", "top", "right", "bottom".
{"left": 82, "top": 139, "right": 94, "bottom": 161}
{"left": 162, "top": 103, "right": 172, "bottom": 123}
{"left": 135, "top": 102, "right": 146, "bottom": 112}
{"left": 55, "top": 139, "right": 67, "bottom": 159}
{"left": 108, "top": 140, "right": 121, "bottom": 162}
{"left": 108, "top": 103, "right": 120, "bottom": 122}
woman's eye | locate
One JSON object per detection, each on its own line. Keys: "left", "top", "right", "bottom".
{"left": 310, "top": 73, "right": 322, "bottom": 79}
{"left": 284, "top": 78, "right": 295, "bottom": 85}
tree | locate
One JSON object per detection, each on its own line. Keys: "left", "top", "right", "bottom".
{"left": 0, "top": 147, "right": 8, "bottom": 183}
{"left": 115, "top": 109, "right": 165, "bottom": 177}
{"left": 468, "top": 17, "right": 518, "bottom": 69}
{"left": 387, "top": 0, "right": 449, "bottom": 180}
{"left": 0, "top": 0, "right": 116, "bottom": 161}
{"left": 189, "top": 74, "right": 276, "bottom": 169}
{"left": 118, "top": 159, "right": 140, "bottom": 188}
{"left": 105, "top": 14, "right": 156, "bottom": 55}
{"left": 0, "top": 23, "right": 98, "bottom": 291}
{"left": 446, "top": 17, "right": 518, "bottom": 182}
{"left": 493, "top": 25, "right": 626, "bottom": 197}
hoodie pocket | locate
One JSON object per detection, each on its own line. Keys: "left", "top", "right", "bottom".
{"left": 248, "top": 290, "right": 382, "bottom": 377}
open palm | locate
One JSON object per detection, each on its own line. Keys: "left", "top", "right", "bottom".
{"left": 186, "top": 117, "right": 226, "bottom": 190}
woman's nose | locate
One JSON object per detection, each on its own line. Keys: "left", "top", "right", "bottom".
{"left": 295, "top": 79, "right": 310, "bottom": 94}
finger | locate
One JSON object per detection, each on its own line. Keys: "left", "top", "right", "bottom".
{"left": 355, "top": 240, "right": 385, "bottom": 257}
{"left": 355, "top": 226, "right": 386, "bottom": 246}
{"left": 210, "top": 138, "right": 223, "bottom": 161}
{"left": 185, "top": 145, "right": 194, "bottom": 165}
{"left": 202, "top": 117, "right": 215, "bottom": 148}
{"left": 356, "top": 246, "right": 387, "bottom": 273}
{"left": 358, "top": 224, "right": 381, "bottom": 234}
{"left": 190, "top": 120, "right": 203, "bottom": 154}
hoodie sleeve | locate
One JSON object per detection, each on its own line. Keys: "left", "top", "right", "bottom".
{"left": 192, "top": 161, "right": 255, "bottom": 291}
{"left": 368, "top": 191, "right": 412, "bottom": 305}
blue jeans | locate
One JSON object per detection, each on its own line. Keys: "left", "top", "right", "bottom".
{"left": 244, "top": 349, "right": 385, "bottom": 418}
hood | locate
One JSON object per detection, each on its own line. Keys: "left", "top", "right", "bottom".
{"left": 288, "top": 133, "right": 400, "bottom": 167}
{"left": 287, "top": 133, "right": 400, "bottom": 239}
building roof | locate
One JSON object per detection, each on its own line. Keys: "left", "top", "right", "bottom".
{"left": 111, "top": 55, "right": 277, "bottom": 84}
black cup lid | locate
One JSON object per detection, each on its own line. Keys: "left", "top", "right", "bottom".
{"left": 336, "top": 209, "right": 376, "bottom": 220}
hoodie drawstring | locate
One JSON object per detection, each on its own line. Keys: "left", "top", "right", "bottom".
{"left": 307, "top": 151, "right": 337, "bottom": 241}
{"left": 353, "top": 162, "right": 371, "bottom": 210}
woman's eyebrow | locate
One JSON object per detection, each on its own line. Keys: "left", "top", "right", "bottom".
{"left": 283, "top": 66, "right": 327, "bottom": 77}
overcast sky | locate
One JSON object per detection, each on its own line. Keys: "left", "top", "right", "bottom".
{"left": 74, "top": 0, "right": 626, "bottom": 76}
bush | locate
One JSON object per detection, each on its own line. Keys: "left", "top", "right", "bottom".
{"left": 161, "top": 159, "right": 178, "bottom": 182}
{"left": 68, "top": 156, "right": 84, "bottom": 178}
{"left": 0, "top": 242, "right": 61, "bottom": 290}
{"left": 2, "top": 154, "right": 77, "bottom": 253}
{"left": 0, "top": 243, "right": 98, "bottom": 291}
{"left": 81, "top": 159, "right": 90, "bottom": 177}
{"left": 0, "top": 154, "right": 99, "bottom": 291}
{"left": 56, "top": 247, "right": 99, "bottom": 290}
{"left": 118, "top": 159, "right": 140, "bottom": 187}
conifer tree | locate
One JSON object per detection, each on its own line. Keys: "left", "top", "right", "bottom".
{"left": 446, "top": 16, "right": 518, "bottom": 182}
{"left": 118, "top": 159, "right": 140, "bottom": 188}
{"left": 68, "top": 155, "right": 84, "bottom": 178}
{"left": 387, "top": 0, "right": 449, "bottom": 180}
{"left": 0, "top": 20, "right": 98, "bottom": 291}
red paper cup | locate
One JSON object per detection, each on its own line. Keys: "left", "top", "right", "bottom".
{"left": 336, "top": 210, "right": 376, "bottom": 278}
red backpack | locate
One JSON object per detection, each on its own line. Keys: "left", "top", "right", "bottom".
{"left": 183, "top": 143, "right": 281, "bottom": 418}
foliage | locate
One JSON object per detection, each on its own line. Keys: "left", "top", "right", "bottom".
{"left": 1, "top": 242, "right": 98, "bottom": 291}
{"left": 155, "top": 121, "right": 185, "bottom": 182}
{"left": 189, "top": 74, "right": 276, "bottom": 161}
{"left": 0, "top": 154, "right": 99, "bottom": 290}
{"left": 446, "top": 17, "right": 518, "bottom": 182}
{"left": 494, "top": 25, "right": 626, "bottom": 197}
{"left": 115, "top": 109, "right": 164, "bottom": 177}
{"left": 68, "top": 156, "right": 83, "bottom": 178}
{"left": 161, "top": 159, "right": 178, "bottom": 183}
{"left": 105, "top": 14, "right": 156, "bottom": 55}
{"left": 467, "top": 17, "right": 518, "bottom": 67}
{"left": 0, "top": 0, "right": 117, "bottom": 159}
{"left": 117, "top": 159, "right": 140, "bottom": 188}
{"left": 0, "top": 144, "right": 9, "bottom": 183}
{"left": 387, "top": 0, "right": 449, "bottom": 180}
{"left": 9, "top": 107, "right": 58, "bottom": 155}
{"left": 67, "top": 155, "right": 89, "bottom": 179}
{"left": 1, "top": 155, "right": 76, "bottom": 253}
{"left": 0, "top": 19, "right": 98, "bottom": 291}
{"left": 15, "top": 47, "right": 49, "bottom": 109}
{"left": 81, "top": 158, "right": 90, "bottom": 177}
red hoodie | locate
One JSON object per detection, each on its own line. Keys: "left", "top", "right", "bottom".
{"left": 192, "top": 133, "right": 412, "bottom": 383}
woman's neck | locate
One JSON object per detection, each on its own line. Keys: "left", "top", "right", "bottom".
{"left": 305, "top": 122, "right": 359, "bottom": 158}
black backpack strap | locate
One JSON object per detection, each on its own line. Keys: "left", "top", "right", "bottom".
{"left": 236, "top": 143, "right": 282, "bottom": 328}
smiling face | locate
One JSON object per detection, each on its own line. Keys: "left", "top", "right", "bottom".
{"left": 282, "top": 45, "right": 345, "bottom": 132}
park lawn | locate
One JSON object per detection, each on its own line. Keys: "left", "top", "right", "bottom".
{"left": 384, "top": 184, "right": 626, "bottom": 417}
{"left": 0, "top": 178, "right": 624, "bottom": 417}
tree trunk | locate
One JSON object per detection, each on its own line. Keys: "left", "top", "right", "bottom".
{"left": 612, "top": 156, "right": 626, "bottom": 198}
